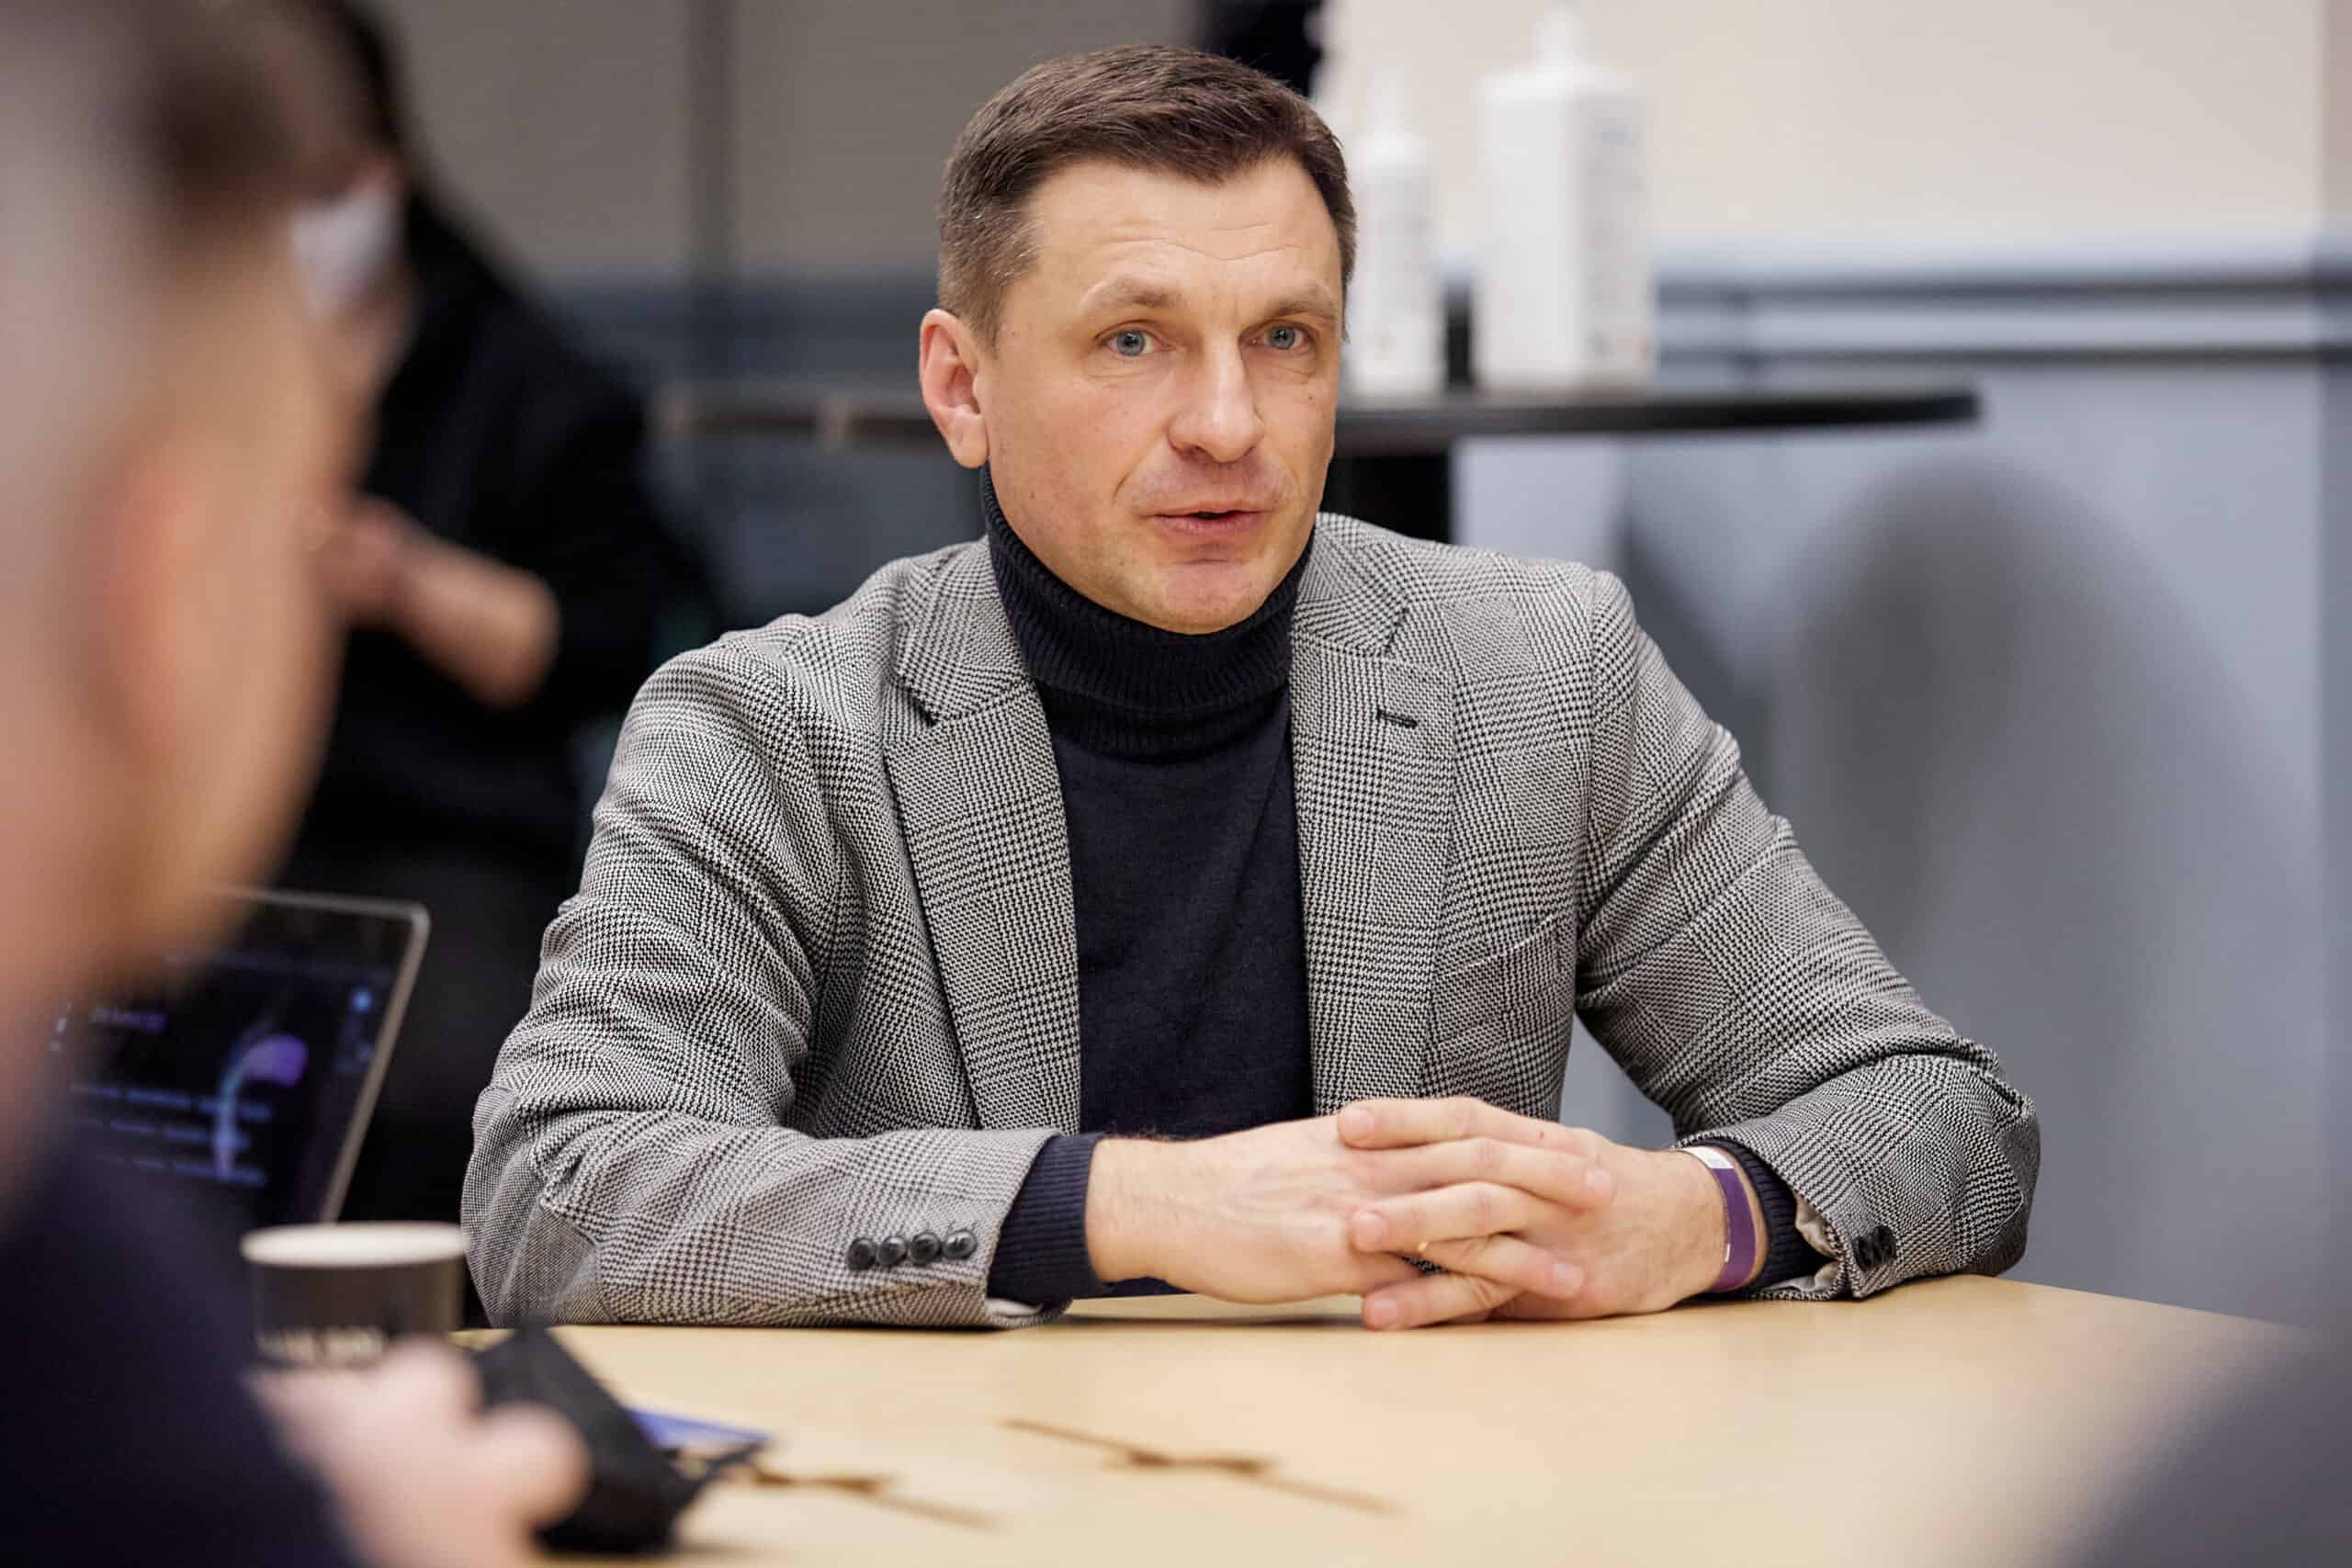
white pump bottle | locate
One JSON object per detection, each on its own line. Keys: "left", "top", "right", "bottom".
{"left": 1343, "top": 64, "right": 1445, "bottom": 399}
{"left": 1473, "top": 2, "right": 1655, "bottom": 389}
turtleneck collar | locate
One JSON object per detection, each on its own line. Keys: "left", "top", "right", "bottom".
{"left": 983, "top": 472, "right": 1308, "bottom": 758}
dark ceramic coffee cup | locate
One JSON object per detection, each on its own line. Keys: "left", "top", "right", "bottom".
{"left": 241, "top": 1222, "right": 467, "bottom": 1367}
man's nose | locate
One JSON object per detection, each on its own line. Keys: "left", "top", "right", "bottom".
{"left": 1167, "top": 345, "right": 1265, "bottom": 465}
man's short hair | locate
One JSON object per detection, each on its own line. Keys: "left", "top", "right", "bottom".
{"left": 937, "top": 44, "right": 1355, "bottom": 341}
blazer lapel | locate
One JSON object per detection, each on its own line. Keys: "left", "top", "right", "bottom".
{"left": 1289, "top": 525, "right": 1457, "bottom": 1113}
{"left": 883, "top": 545, "right": 1082, "bottom": 1134}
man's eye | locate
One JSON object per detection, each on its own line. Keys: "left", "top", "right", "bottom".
{"left": 1264, "top": 324, "right": 1305, "bottom": 351}
{"left": 1110, "top": 330, "right": 1150, "bottom": 357}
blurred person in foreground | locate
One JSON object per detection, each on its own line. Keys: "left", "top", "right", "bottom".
{"left": 0, "top": 2, "right": 582, "bottom": 1562}
{"left": 277, "top": 0, "right": 708, "bottom": 1231}
{"left": 469, "top": 47, "right": 2037, "bottom": 1332}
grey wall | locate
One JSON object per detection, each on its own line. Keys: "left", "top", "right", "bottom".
{"left": 2330, "top": 0, "right": 2352, "bottom": 224}
{"left": 2326, "top": 301, "right": 2352, "bottom": 1308}
{"left": 1467, "top": 245, "right": 2348, "bottom": 1325}
{"left": 2323, "top": 0, "right": 2352, "bottom": 1314}
{"left": 373, "top": 0, "right": 693, "bottom": 278}
{"left": 375, "top": 0, "right": 1192, "bottom": 283}
{"left": 729, "top": 0, "right": 1193, "bottom": 275}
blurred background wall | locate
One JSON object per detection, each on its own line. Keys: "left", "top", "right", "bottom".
{"left": 370, "top": 0, "right": 2350, "bottom": 1324}
{"left": 381, "top": 1, "right": 2348, "bottom": 275}
{"left": 1325, "top": 1, "right": 2337, "bottom": 245}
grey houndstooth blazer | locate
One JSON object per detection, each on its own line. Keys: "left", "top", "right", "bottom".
{"left": 464, "top": 515, "right": 2039, "bottom": 1328}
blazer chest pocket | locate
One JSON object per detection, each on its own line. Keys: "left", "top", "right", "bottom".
{"left": 1425, "top": 912, "right": 1577, "bottom": 1115}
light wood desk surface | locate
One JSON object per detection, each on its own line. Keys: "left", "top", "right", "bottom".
{"left": 541, "top": 1279, "right": 2293, "bottom": 1567}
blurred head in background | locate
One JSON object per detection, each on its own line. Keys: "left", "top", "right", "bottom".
{"left": 285, "top": 0, "right": 415, "bottom": 403}
{"left": 920, "top": 46, "right": 1355, "bottom": 634}
{"left": 0, "top": 0, "right": 355, "bottom": 1108}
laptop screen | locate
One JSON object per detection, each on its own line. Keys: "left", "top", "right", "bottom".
{"left": 53, "top": 891, "right": 428, "bottom": 1232}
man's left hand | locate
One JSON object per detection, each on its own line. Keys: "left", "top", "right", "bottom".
{"left": 1335, "top": 1098, "right": 1735, "bottom": 1330}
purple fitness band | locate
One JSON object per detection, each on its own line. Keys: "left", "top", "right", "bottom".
{"left": 1685, "top": 1146, "right": 1758, "bottom": 1294}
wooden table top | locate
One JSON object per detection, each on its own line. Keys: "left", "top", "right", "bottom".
{"left": 514, "top": 1278, "right": 2294, "bottom": 1567}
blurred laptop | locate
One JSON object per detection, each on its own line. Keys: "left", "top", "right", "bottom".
{"left": 51, "top": 889, "right": 428, "bottom": 1232}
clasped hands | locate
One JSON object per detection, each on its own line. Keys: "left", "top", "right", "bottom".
{"left": 1084, "top": 1098, "right": 1745, "bottom": 1330}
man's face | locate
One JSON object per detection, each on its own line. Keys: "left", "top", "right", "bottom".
{"left": 963, "top": 156, "right": 1341, "bottom": 633}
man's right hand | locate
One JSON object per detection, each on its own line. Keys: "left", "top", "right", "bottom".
{"left": 254, "top": 1341, "right": 588, "bottom": 1568}
{"left": 1084, "top": 1115, "right": 1612, "bottom": 1306}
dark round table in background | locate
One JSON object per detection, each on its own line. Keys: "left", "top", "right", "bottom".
{"left": 658, "top": 380, "right": 1983, "bottom": 544}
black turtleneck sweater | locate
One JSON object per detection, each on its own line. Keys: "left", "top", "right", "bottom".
{"left": 982, "top": 482, "right": 1315, "bottom": 1303}
{"left": 975, "top": 483, "right": 1815, "bottom": 1305}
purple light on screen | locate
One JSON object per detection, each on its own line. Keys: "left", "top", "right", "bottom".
{"left": 212, "top": 1033, "right": 310, "bottom": 1179}
{"left": 243, "top": 1034, "right": 309, "bottom": 1087}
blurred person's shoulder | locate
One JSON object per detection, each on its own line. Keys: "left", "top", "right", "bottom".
{"left": 0, "top": 1146, "right": 361, "bottom": 1567}
{"left": 1309, "top": 513, "right": 1616, "bottom": 680}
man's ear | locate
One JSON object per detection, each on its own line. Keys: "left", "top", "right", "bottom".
{"left": 918, "top": 308, "right": 989, "bottom": 468}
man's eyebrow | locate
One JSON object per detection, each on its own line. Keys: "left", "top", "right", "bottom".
{"left": 1080, "top": 276, "right": 1184, "bottom": 314}
{"left": 1263, "top": 288, "right": 1341, "bottom": 322}
{"left": 1075, "top": 278, "right": 1342, "bottom": 322}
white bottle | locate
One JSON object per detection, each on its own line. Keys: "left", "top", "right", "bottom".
{"left": 1473, "top": 2, "right": 1654, "bottom": 389}
{"left": 1345, "top": 65, "right": 1445, "bottom": 399}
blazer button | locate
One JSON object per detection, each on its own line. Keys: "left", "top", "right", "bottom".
{"left": 909, "top": 1231, "right": 942, "bottom": 1266}
{"left": 845, "top": 1237, "right": 879, "bottom": 1271}
{"left": 877, "top": 1235, "right": 910, "bottom": 1268}
{"left": 943, "top": 1228, "right": 978, "bottom": 1261}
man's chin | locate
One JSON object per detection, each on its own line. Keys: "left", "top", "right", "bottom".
{"left": 1134, "top": 558, "right": 1287, "bottom": 635}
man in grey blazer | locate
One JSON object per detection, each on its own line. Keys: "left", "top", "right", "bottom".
{"left": 465, "top": 45, "right": 2039, "bottom": 1331}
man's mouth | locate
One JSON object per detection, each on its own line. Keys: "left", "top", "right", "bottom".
{"left": 1158, "top": 506, "right": 1265, "bottom": 527}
